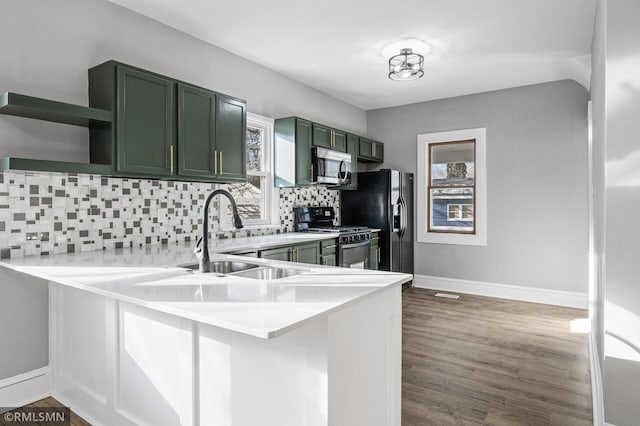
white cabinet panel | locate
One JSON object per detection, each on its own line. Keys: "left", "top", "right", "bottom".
{"left": 199, "top": 320, "right": 328, "bottom": 426}
{"left": 55, "top": 285, "right": 108, "bottom": 405}
{"left": 118, "top": 303, "right": 193, "bottom": 426}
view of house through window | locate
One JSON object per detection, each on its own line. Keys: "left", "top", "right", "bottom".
{"left": 226, "top": 114, "right": 274, "bottom": 225}
{"left": 428, "top": 140, "right": 476, "bottom": 233}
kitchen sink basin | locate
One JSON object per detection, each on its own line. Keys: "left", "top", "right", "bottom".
{"left": 182, "top": 260, "right": 260, "bottom": 274}
{"left": 230, "top": 266, "right": 304, "bottom": 280}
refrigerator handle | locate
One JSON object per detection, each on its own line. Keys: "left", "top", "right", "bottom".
{"left": 399, "top": 197, "right": 407, "bottom": 236}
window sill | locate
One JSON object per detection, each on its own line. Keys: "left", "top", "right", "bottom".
{"left": 417, "top": 232, "right": 486, "bottom": 246}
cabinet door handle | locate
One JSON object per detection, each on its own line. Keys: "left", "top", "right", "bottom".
{"left": 169, "top": 145, "right": 174, "bottom": 175}
{"left": 377, "top": 246, "right": 381, "bottom": 263}
{"left": 213, "top": 150, "right": 218, "bottom": 175}
{"left": 372, "top": 143, "right": 376, "bottom": 157}
{"left": 310, "top": 164, "right": 314, "bottom": 183}
{"left": 219, "top": 151, "right": 223, "bottom": 175}
{"left": 324, "top": 245, "right": 337, "bottom": 249}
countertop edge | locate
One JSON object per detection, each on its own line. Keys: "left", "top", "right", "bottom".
{"left": 0, "top": 261, "right": 412, "bottom": 340}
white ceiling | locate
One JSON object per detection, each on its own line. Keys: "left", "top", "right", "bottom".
{"left": 106, "top": 0, "right": 596, "bottom": 110}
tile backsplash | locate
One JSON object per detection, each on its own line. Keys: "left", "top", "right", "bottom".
{"left": 0, "top": 171, "right": 340, "bottom": 259}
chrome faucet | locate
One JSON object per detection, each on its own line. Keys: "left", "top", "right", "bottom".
{"left": 195, "top": 189, "right": 244, "bottom": 272}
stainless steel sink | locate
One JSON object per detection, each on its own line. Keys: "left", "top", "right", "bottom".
{"left": 230, "top": 266, "right": 304, "bottom": 280}
{"left": 182, "top": 260, "right": 260, "bottom": 274}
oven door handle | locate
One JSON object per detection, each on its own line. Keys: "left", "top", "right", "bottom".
{"left": 340, "top": 240, "right": 371, "bottom": 249}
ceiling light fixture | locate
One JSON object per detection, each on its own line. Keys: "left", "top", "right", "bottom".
{"left": 388, "top": 48, "right": 424, "bottom": 81}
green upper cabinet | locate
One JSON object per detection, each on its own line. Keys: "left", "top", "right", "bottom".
{"left": 215, "top": 94, "right": 247, "bottom": 182}
{"left": 116, "top": 66, "right": 175, "bottom": 176}
{"left": 312, "top": 123, "right": 346, "bottom": 152}
{"left": 178, "top": 85, "right": 246, "bottom": 181}
{"left": 338, "top": 133, "right": 359, "bottom": 190}
{"left": 312, "top": 123, "right": 331, "bottom": 149}
{"left": 358, "top": 137, "right": 384, "bottom": 163}
{"left": 332, "top": 129, "right": 347, "bottom": 152}
{"left": 275, "top": 115, "right": 384, "bottom": 187}
{"left": 275, "top": 117, "right": 313, "bottom": 187}
{"left": 177, "top": 83, "right": 215, "bottom": 178}
{"left": 89, "top": 60, "right": 247, "bottom": 182}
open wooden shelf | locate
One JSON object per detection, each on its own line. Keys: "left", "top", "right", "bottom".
{"left": 0, "top": 92, "right": 113, "bottom": 127}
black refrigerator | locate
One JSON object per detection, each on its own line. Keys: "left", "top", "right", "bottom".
{"left": 341, "top": 169, "right": 414, "bottom": 280}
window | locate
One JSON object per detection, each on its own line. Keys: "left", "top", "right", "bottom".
{"left": 428, "top": 140, "right": 475, "bottom": 233}
{"left": 447, "top": 204, "right": 473, "bottom": 222}
{"left": 417, "top": 128, "right": 486, "bottom": 246}
{"left": 223, "top": 113, "right": 277, "bottom": 228}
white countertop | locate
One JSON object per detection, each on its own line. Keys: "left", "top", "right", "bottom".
{"left": 0, "top": 233, "right": 411, "bottom": 339}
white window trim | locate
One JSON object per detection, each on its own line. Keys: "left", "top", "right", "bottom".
{"left": 220, "top": 112, "right": 278, "bottom": 230}
{"left": 417, "top": 128, "right": 487, "bottom": 246}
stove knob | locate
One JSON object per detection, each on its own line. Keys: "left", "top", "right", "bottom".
{"left": 348, "top": 236, "right": 354, "bottom": 242}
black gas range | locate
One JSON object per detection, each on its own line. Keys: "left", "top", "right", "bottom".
{"left": 294, "top": 207, "right": 371, "bottom": 268}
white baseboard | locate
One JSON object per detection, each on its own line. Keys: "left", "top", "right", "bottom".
{"left": 589, "top": 332, "right": 605, "bottom": 426}
{"left": 413, "top": 274, "right": 588, "bottom": 309}
{"left": 0, "top": 367, "right": 50, "bottom": 411}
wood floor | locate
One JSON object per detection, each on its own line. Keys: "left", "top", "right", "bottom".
{"left": 402, "top": 288, "right": 592, "bottom": 426}
{"left": 14, "top": 289, "right": 592, "bottom": 426}
{"left": 4, "top": 397, "right": 89, "bottom": 426}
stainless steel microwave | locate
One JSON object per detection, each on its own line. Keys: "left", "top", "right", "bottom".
{"left": 311, "top": 147, "right": 352, "bottom": 185}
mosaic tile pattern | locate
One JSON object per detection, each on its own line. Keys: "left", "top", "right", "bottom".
{"left": 0, "top": 171, "right": 340, "bottom": 259}
{"left": 278, "top": 187, "right": 340, "bottom": 232}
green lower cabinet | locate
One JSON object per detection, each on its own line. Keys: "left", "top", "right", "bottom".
{"left": 370, "top": 233, "right": 380, "bottom": 270}
{"left": 259, "top": 242, "right": 319, "bottom": 264}
{"left": 321, "top": 254, "right": 337, "bottom": 266}
{"left": 294, "top": 241, "right": 320, "bottom": 265}
{"left": 320, "top": 238, "right": 338, "bottom": 266}
{"left": 116, "top": 66, "right": 175, "bottom": 176}
{"left": 259, "top": 246, "right": 292, "bottom": 262}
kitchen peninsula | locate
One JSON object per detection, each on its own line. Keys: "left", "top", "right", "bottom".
{"left": 0, "top": 237, "right": 411, "bottom": 426}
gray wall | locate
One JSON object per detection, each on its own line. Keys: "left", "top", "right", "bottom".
{"left": 0, "top": 269, "right": 48, "bottom": 378}
{"left": 0, "top": 0, "right": 366, "bottom": 163}
{"left": 367, "top": 81, "right": 589, "bottom": 294}
{"left": 603, "top": 0, "right": 640, "bottom": 424}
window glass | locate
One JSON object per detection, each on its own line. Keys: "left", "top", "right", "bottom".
{"left": 428, "top": 140, "right": 475, "bottom": 233}
{"left": 246, "top": 127, "right": 262, "bottom": 172}
{"left": 225, "top": 114, "right": 275, "bottom": 226}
